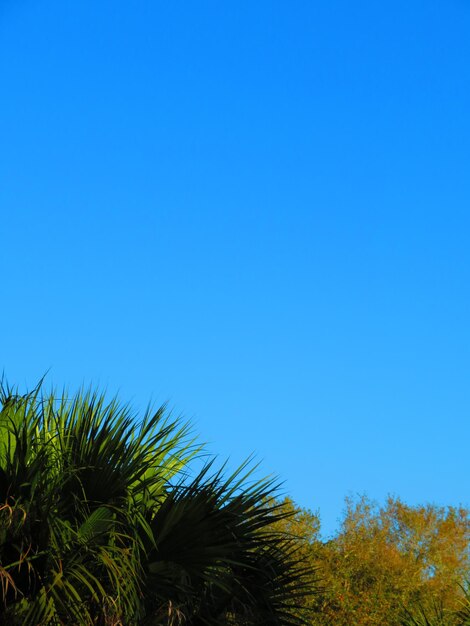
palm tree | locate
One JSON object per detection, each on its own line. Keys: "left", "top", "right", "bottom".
{"left": 0, "top": 381, "right": 312, "bottom": 625}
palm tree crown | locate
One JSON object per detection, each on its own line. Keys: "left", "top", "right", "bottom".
{"left": 0, "top": 381, "right": 313, "bottom": 625}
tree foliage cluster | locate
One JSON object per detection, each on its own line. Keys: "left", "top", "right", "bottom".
{"left": 277, "top": 495, "right": 470, "bottom": 626}
{"left": 0, "top": 383, "right": 311, "bottom": 625}
{"left": 0, "top": 380, "right": 468, "bottom": 626}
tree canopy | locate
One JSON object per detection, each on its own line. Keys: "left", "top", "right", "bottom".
{"left": 274, "top": 495, "right": 470, "bottom": 626}
{"left": 0, "top": 382, "right": 312, "bottom": 625}
{"left": 0, "top": 379, "right": 468, "bottom": 626}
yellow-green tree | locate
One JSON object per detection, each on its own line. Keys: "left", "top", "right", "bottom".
{"left": 316, "top": 496, "right": 469, "bottom": 625}
{"left": 275, "top": 496, "right": 469, "bottom": 626}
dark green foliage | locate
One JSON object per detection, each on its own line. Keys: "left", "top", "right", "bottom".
{"left": 0, "top": 381, "right": 313, "bottom": 625}
{"left": 142, "top": 465, "right": 312, "bottom": 625}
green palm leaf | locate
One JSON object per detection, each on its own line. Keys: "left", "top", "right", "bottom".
{"left": 0, "top": 379, "right": 315, "bottom": 625}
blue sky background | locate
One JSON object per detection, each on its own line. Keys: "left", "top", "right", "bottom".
{"left": 1, "top": 0, "right": 469, "bottom": 535}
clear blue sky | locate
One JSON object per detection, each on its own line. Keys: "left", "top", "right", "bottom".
{"left": 1, "top": 0, "right": 469, "bottom": 536}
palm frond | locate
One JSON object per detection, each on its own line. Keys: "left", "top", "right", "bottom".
{"left": 0, "top": 379, "right": 316, "bottom": 625}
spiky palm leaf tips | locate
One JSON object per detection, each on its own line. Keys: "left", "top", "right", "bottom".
{"left": 0, "top": 381, "right": 313, "bottom": 625}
